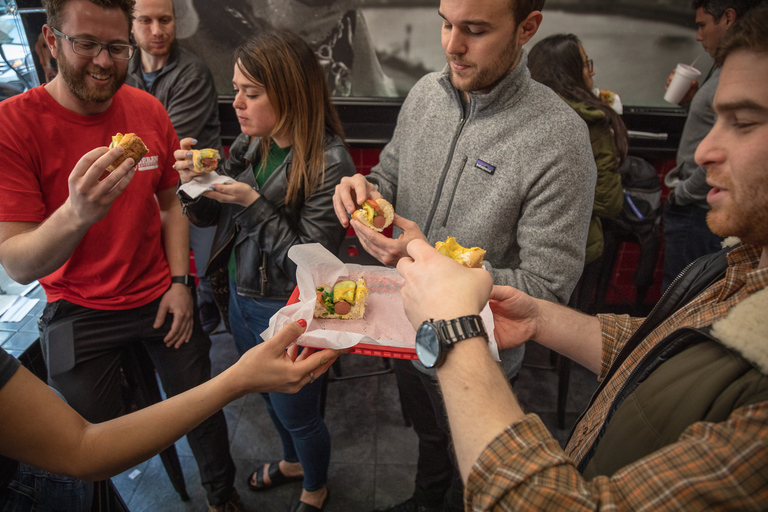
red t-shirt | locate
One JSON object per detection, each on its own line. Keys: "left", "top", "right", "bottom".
{"left": 0, "top": 85, "right": 181, "bottom": 309}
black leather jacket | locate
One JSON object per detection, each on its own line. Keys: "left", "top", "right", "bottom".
{"left": 179, "top": 132, "right": 355, "bottom": 300}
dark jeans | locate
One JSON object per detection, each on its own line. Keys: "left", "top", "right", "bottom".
{"left": 37, "top": 293, "right": 236, "bottom": 506}
{"left": 228, "top": 282, "right": 330, "bottom": 492}
{"left": 394, "top": 359, "right": 463, "bottom": 512}
{"left": 0, "top": 463, "right": 93, "bottom": 512}
{"left": 663, "top": 200, "right": 724, "bottom": 291}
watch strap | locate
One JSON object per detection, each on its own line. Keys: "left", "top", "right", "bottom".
{"left": 170, "top": 275, "right": 192, "bottom": 286}
{"left": 433, "top": 315, "right": 488, "bottom": 348}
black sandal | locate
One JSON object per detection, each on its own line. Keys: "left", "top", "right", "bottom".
{"left": 247, "top": 462, "right": 303, "bottom": 491}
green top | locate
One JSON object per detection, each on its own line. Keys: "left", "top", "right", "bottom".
{"left": 228, "top": 141, "right": 292, "bottom": 281}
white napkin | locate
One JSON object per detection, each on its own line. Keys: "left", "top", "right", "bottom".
{"left": 260, "top": 243, "right": 499, "bottom": 361}
{"left": 178, "top": 171, "right": 237, "bottom": 199}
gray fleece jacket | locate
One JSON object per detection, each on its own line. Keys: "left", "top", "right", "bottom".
{"left": 369, "top": 51, "right": 596, "bottom": 375}
{"left": 370, "top": 52, "right": 596, "bottom": 304}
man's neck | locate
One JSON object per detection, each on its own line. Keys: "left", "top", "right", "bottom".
{"left": 44, "top": 76, "right": 112, "bottom": 115}
{"left": 141, "top": 51, "right": 170, "bottom": 73}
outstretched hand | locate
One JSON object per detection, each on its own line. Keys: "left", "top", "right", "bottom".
{"left": 396, "top": 239, "right": 492, "bottom": 329}
{"left": 234, "top": 321, "right": 341, "bottom": 394}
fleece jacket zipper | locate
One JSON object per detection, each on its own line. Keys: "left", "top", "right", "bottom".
{"left": 423, "top": 89, "right": 468, "bottom": 236}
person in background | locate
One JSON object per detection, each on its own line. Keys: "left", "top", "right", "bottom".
{"left": 176, "top": 28, "right": 355, "bottom": 512}
{"left": 528, "top": 33, "right": 627, "bottom": 312}
{"left": 125, "top": 0, "right": 222, "bottom": 332}
{"left": 662, "top": 0, "right": 764, "bottom": 290}
{"left": 0, "top": 0, "right": 240, "bottom": 509}
{"left": 332, "top": 0, "right": 597, "bottom": 510}
{"left": 0, "top": 321, "right": 339, "bottom": 511}
{"left": 396, "top": 5, "right": 768, "bottom": 508}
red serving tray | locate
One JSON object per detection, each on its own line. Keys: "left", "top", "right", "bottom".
{"left": 288, "top": 287, "right": 417, "bottom": 360}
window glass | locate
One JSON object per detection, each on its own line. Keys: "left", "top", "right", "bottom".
{"left": 0, "top": 7, "right": 39, "bottom": 101}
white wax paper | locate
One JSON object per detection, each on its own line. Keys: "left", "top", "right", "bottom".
{"left": 260, "top": 243, "right": 499, "bottom": 361}
{"left": 178, "top": 171, "right": 236, "bottom": 199}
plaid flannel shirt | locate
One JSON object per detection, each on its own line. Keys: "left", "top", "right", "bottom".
{"left": 466, "top": 245, "right": 768, "bottom": 511}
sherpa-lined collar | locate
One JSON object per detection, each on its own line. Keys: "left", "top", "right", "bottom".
{"left": 712, "top": 286, "right": 768, "bottom": 374}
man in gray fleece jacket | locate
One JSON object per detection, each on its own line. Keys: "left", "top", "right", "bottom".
{"left": 334, "top": 1, "right": 595, "bottom": 510}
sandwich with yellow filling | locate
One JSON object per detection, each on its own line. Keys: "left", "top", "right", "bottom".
{"left": 352, "top": 198, "right": 394, "bottom": 232}
{"left": 314, "top": 277, "right": 369, "bottom": 319}
{"left": 106, "top": 132, "right": 148, "bottom": 172}
{"left": 435, "top": 237, "right": 486, "bottom": 268}
{"left": 191, "top": 148, "right": 221, "bottom": 174}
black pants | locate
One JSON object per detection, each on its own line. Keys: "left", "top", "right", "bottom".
{"left": 394, "top": 359, "right": 464, "bottom": 512}
{"left": 38, "top": 294, "right": 235, "bottom": 506}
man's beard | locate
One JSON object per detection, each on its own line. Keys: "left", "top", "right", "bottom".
{"left": 57, "top": 49, "right": 126, "bottom": 104}
{"left": 447, "top": 38, "right": 519, "bottom": 93}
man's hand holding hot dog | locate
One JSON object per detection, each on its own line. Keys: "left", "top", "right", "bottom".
{"left": 397, "top": 239, "right": 492, "bottom": 327}
{"left": 0, "top": 145, "right": 136, "bottom": 284}
{"left": 333, "top": 174, "right": 428, "bottom": 267}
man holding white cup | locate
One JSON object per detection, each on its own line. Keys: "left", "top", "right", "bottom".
{"left": 662, "top": 0, "right": 765, "bottom": 291}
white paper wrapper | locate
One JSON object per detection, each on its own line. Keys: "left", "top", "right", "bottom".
{"left": 260, "top": 243, "right": 499, "bottom": 361}
{"left": 178, "top": 171, "right": 237, "bottom": 199}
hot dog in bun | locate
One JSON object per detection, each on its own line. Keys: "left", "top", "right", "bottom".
{"left": 191, "top": 148, "right": 220, "bottom": 174}
{"left": 314, "top": 277, "right": 369, "bottom": 319}
{"left": 106, "top": 133, "right": 148, "bottom": 172}
{"left": 435, "top": 237, "right": 486, "bottom": 268}
{"left": 352, "top": 198, "right": 394, "bottom": 232}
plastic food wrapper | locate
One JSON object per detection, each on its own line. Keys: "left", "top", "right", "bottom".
{"left": 178, "top": 171, "right": 236, "bottom": 199}
{"left": 260, "top": 243, "right": 500, "bottom": 361}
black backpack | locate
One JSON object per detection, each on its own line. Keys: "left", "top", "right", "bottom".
{"left": 616, "top": 156, "right": 662, "bottom": 231}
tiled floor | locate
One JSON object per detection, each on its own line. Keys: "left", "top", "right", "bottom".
{"left": 112, "top": 331, "right": 598, "bottom": 512}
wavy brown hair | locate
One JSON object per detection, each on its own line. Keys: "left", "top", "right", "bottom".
{"left": 528, "top": 33, "right": 628, "bottom": 165}
{"left": 233, "top": 29, "right": 345, "bottom": 206}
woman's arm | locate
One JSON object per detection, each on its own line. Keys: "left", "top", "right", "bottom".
{"left": 0, "top": 322, "right": 338, "bottom": 481}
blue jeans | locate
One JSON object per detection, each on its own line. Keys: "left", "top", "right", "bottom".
{"left": 662, "top": 200, "right": 724, "bottom": 291}
{"left": 0, "top": 463, "right": 93, "bottom": 512}
{"left": 228, "top": 281, "right": 330, "bottom": 491}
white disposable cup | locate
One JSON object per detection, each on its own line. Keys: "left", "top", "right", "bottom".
{"left": 664, "top": 63, "right": 702, "bottom": 104}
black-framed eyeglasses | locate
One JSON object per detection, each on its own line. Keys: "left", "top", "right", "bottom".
{"left": 50, "top": 27, "right": 136, "bottom": 61}
{"left": 584, "top": 59, "right": 594, "bottom": 73}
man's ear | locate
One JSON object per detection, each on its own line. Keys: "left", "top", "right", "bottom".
{"left": 41, "top": 24, "right": 58, "bottom": 60}
{"left": 723, "top": 7, "right": 737, "bottom": 28}
{"left": 517, "top": 11, "right": 543, "bottom": 47}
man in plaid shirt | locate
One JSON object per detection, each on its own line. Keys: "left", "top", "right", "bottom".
{"left": 395, "top": 5, "right": 768, "bottom": 510}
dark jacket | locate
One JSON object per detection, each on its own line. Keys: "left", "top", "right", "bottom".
{"left": 179, "top": 132, "right": 355, "bottom": 300}
{"left": 576, "top": 245, "right": 768, "bottom": 477}
{"left": 125, "top": 43, "right": 222, "bottom": 152}
{"left": 563, "top": 98, "right": 623, "bottom": 265}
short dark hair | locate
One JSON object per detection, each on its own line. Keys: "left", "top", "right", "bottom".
{"left": 691, "top": 0, "right": 764, "bottom": 22}
{"left": 44, "top": 0, "right": 135, "bottom": 31}
{"left": 511, "top": 0, "right": 545, "bottom": 25}
{"left": 715, "top": 2, "right": 768, "bottom": 65}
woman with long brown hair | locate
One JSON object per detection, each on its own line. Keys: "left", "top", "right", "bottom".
{"left": 175, "top": 28, "right": 355, "bottom": 511}
{"left": 529, "top": 34, "right": 628, "bottom": 311}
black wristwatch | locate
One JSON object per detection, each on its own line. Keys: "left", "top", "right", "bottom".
{"left": 415, "top": 315, "right": 488, "bottom": 369}
{"left": 170, "top": 275, "right": 193, "bottom": 287}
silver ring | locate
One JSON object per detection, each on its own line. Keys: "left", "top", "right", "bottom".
{"left": 308, "top": 371, "right": 315, "bottom": 384}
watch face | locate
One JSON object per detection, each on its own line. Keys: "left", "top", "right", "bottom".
{"left": 415, "top": 322, "right": 441, "bottom": 369}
